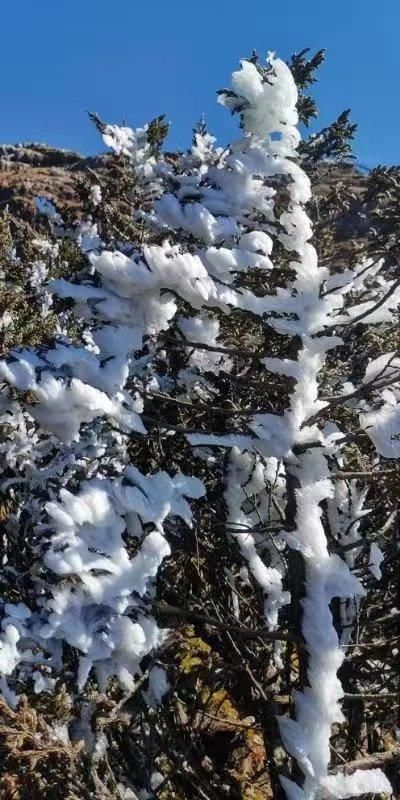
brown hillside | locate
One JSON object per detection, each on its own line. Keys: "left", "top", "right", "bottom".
{"left": 0, "top": 143, "right": 109, "bottom": 220}
{"left": 0, "top": 143, "right": 369, "bottom": 221}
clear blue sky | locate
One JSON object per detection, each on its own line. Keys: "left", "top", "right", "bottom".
{"left": 0, "top": 1, "right": 398, "bottom": 166}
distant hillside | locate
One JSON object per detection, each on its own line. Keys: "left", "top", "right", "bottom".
{"left": 0, "top": 142, "right": 369, "bottom": 233}
{"left": 0, "top": 143, "right": 109, "bottom": 220}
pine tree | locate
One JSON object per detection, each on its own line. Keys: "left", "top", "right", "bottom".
{"left": 0, "top": 50, "right": 398, "bottom": 800}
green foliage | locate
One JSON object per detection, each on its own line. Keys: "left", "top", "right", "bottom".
{"left": 300, "top": 109, "right": 357, "bottom": 165}
{"left": 147, "top": 114, "right": 169, "bottom": 155}
{"left": 365, "top": 165, "right": 400, "bottom": 262}
{"left": 193, "top": 115, "right": 208, "bottom": 141}
{"left": 287, "top": 47, "right": 325, "bottom": 125}
{"left": 87, "top": 110, "right": 107, "bottom": 135}
{"left": 287, "top": 47, "right": 326, "bottom": 90}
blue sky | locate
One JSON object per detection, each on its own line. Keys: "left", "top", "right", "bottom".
{"left": 0, "top": 1, "right": 398, "bottom": 166}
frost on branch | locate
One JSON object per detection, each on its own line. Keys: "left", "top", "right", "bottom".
{"left": 41, "top": 469, "right": 203, "bottom": 691}
{"left": 225, "top": 447, "right": 289, "bottom": 630}
{"left": 183, "top": 53, "right": 397, "bottom": 798}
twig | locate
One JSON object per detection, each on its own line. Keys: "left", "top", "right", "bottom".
{"left": 343, "top": 692, "right": 398, "bottom": 702}
{"left": 307, "top": 372, "right": 398, "bottom": 427}
{"left": 346, "top": 277, "right": 400, "bottom": 326}
{"left": 368, "top": 610, "right": 400, "bottom": 627}
{"left": 328, "top": 745, "right": 400, "bottom": 774}
{"left": 141, "top": 415, "right": 210, "bottom": 435}
{"left": 152, "top": 601, "right": 301, "bottom": 644}
{"left": 166, "top": 335, "right": 259, "bottom": 359}
{"left": 332, "top": 470, "right": 395, "bottom": 480}
{"left": 344, "top": 635, "right": 400, "bottom": 652}
{"left": 143, "top": 388, "right": 265, "bottom": 417}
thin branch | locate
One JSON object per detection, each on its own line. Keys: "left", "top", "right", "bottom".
{"left": 141, "top": 415, "right": 210, "bottom": 435}
{"left": 346, "top": 276, "right": 400, "bottom": 326}
{"left": 332, "top": 470, "right": 395, "bottom": 480}
{"left": 368, "top": 610, "right": 400, "bottom": 627}
{"left": 143, "top": 389, "right": 266, "bottom": 417}
{"left": 343, "top": 634, "right": 400, "bottom": 651}
{"left": 166, "top": 335, "right": 259, "bottom": 359}
{"left": 152, "top": 601, "right": 301, "bottom": 644}
{"left": 307, "top": 352, "right": 399, "bottom": 426}
{"left": 331, "top": 538, "right": 365, "bottom": 554}
{"left": 343, "top": 692, "right": 398, "bottom": 702}
{"left": 328, "top": 746, "right": 400, "bottom": 774}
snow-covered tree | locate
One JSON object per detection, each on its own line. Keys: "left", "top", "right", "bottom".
{"left": 0, "top": 49, "right": 398, "bottom": 800}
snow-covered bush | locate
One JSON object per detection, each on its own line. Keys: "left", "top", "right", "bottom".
{"left": 0, "top": 49, "right": 398, "bottom": 800}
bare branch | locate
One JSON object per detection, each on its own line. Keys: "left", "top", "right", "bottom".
{"left": 152, "top": 601, "right": 301, "bottom": 644}
{"left": 329, "top": 746, "right": 400, "bottom": 774}
{"left": 346, "top": 276, "right": 400, "bottom": 326}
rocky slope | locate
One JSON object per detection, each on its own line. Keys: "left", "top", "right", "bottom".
{"left": 0, "top": 143, "right": 108, "bottom": 220}
{"left": 0, "top": 142, "right": 369, "bottom": 222}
